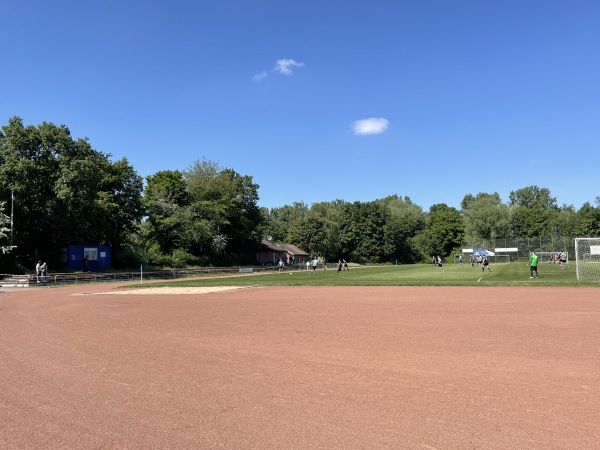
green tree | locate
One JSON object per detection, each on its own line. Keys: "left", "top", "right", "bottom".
{"left": 143, "top": 170, "right": 196, "bottom": 254}
{"left": 573, "top": 201, "right": 600, "bottom": 236}
{"left": 339, "top": 201, "right": 387, "bottom": 263}
{"left": 261, "top": 202, "right": 309, "bottom": 243}
{"left": 288, "top": 212, "right": 329, "bottom": 258}
{"left": 508, "top": 186, "right": 557, "bottom": 209}
{"left": 0, "top": 202, "right": 15, "bottom": 255}
{"left": 217, "top": 168, "right": 263, "bottom": 258}
{"left": 376, "top": 195, "right": 425, "bottom": 263}
{"left": 307, "top": 200, "right": 346, "bottom": 260}
{"left": 183, "top": 160, "right": 263, "bottom": 263}
{"left": 94, "top": 158, "right": 144, "bottom": 246}
{"left": 508, "top": 186, "right": 558, "bottom": 238}
{"left": 461, "top": 192, "right": 511, "bottom": 241}
{"left": 418, "top": 203, "right": 465, "bottom": 259}
{"left": 0, "top": 117, "right": 143, "bottom": 271}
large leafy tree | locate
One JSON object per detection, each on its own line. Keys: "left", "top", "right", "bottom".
{"left": 509, "top": 186, "right": 557, "bottom": 209}
{"left": 417, "top": 203, "right": 465, "bottom": 258}
{"left": 573, "top": 201, "right": 600, "bottom": 237}
{"left": 376, "top": 195, "right": 425, "bottom": 263}
{"left": 143, "top": 170, "right": 195, "bottom": 254}
{"left": 260, "top": 202, "right": 309, "bottom": 243}
{"left": 307, "top": 200, "right": 345, "bottom": 260}
{"left": 339, "top": 201, "right": 388, "bottom": 263}
{"left": 461, "top": 192, "right": 511, "bottom": 241}
{"left": 0, "top": 202, "right": 15, "bottom": 255}
{"left": 183, "top": 160, "right": 263, "bottom": 263}
{"left": 508, "top": 186, "right": 558, "bottom": 238}
{"left": 142, "top": 161, "right": 263, "bottom": 266}
{"left": 288, "top": 212, "right": 329, "bottom": 258}
{"left": 0, "top": 117, "right": 143, "bottom": 270}
{"left": 267, "top": 200, "right": 344, "bottom": 261}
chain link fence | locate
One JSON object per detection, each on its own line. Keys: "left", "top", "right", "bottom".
{"left": 460, "top": 237, "right": 575, "bottom": 262}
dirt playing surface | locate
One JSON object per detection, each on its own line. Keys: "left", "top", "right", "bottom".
{"left": 1, "top": 283, "right": 599, "bottom": 449}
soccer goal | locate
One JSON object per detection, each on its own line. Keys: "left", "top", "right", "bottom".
{"left": 574, "top": 238, "right": 600, "bottom": 282}
{"left": 487, "top": 255, "right": 510, "bottom": 264}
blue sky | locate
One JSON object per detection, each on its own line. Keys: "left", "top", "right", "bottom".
{"left": 2, "top": 0, "right": 599, "bottom": 211}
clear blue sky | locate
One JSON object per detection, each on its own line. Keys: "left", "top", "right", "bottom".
{"left": 2, "top": 0, "right": 599, "bottom": 211}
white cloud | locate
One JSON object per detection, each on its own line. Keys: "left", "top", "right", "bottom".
{"left": 274, "top": 59, "right": 305, "bottom": 75}
{"left": 253, "top": 70, "right": 267, "bottom": 82}
{"left": 352, "top": 118, "right": 390, "bottom": 135}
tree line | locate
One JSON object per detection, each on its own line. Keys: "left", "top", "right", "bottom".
{"left": 1, "top": 117, "right": 599, "bottom": 272}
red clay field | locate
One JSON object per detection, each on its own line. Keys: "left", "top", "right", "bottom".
{"left": 1, "top": 283, "right": 599, "bottom": 449}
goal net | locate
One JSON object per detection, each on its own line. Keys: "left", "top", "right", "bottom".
{"left": 487, "top": 254, "right": 510, "bottom": 264}
{"left": 575, "top": 238, "right": 600, "bottom": 282}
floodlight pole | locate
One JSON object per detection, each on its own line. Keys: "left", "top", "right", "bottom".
{"left": 10, "top": 189, "right": 14, "bottom": 242}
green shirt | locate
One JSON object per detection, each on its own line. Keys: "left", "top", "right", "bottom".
{"left": 530, "top": 254, "right": 539, "bottom": 267}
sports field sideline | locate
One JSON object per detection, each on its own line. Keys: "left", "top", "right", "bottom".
{"left": 1, "top": 269, "right": 598, "bottom": 448}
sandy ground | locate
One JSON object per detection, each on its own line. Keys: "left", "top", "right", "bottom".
{"left": 86, "top": 286, "right": 252, "bottom": 295}
{"left": 1, "top": 283, "right": 599, "bottom": 449}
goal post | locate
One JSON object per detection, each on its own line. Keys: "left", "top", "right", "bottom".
{"left": 487, "top": 254, "right": 510, "bottom": 264}
{"left": 574, "top": 238, "right": 600, "bottom": 282}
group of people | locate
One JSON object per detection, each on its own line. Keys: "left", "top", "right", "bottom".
{"left": 548, "top": 252, "right": 568, "bottom": 269}
{"left": 336, "top": 259, "right": 349, "bottom": 274}
{"left": 305, "top": 258, "right": 349, "bottom": 275}
{"left": 530, "top": 250, "right": 567, "bottom": 278}
{"left": 35, "top": 260, "right": 48, "bottom": 282}
{"left": 465, "top": 253, "right": 491, "bottom": 271}
{"left": 433, "top": 250, "right": 563, "bottom": 279}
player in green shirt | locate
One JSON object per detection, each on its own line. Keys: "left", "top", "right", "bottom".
{"left": 529, "top": 252, "right": 539, "bottom": 278}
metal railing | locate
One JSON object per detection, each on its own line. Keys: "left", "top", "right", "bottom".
{"left": 3, "top": 265, "right": 287, "bottom": 287}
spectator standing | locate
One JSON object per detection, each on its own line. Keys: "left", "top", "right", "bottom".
{"left": 35, "top": 261, "right": 42, "bottom": 282}
{"left": 40, "top": 262, "right": 48, "bottom": 282}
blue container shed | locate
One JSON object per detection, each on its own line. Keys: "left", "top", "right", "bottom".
{"left": 67, "top": 245, "right": 111, "bottom": 271}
